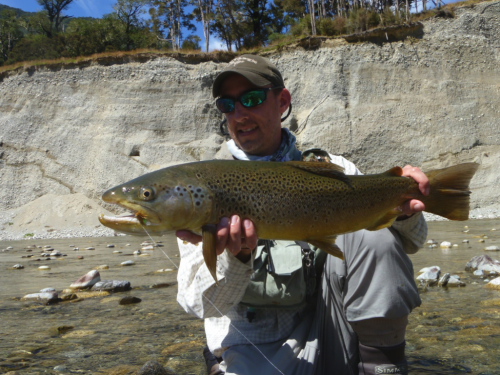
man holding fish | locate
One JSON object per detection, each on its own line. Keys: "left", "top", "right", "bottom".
{"left": 176, "top": 55, "right": 428, "bottom": 375}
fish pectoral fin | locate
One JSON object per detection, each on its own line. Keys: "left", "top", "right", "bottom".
{"left": 381, "top": 166, "right": 403, "bottom": 177}
{"left": 202, "top": 224, "right": 219, "bottom": 286}
{"left": 307, "top": 237, "right": 344, "bottom": 260}
{"left": 365, "top": 208, "right": 401, "bottom": 231}
{"left": 285, "top": 161, "right": 351, "bottom": 185}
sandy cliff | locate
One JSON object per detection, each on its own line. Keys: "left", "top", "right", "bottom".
{"left": 1, "top": 1, "right": 499, "bottom": 239}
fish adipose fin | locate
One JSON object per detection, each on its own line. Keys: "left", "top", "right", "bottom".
{"left": 307, "top": 237, "right": 344, "bottom": 260}
{"left": 286, "top": 161, "right": 351, "bottom": 185}
{"left": 365, "top": 208, "right": 402, "bottom": 231}
{"left": 202, "top": 224, "right": 219, "bottom": 285}
{"left": 423, "top": 163, "right": 479, "bottom": 221}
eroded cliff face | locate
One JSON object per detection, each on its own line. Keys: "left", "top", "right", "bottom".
{"left": 0, "top": 1, "right": 499, "bottom": 236}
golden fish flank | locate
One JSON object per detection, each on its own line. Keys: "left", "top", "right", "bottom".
{"left": 99, "top": 160, "right": 479, "bottom": 284}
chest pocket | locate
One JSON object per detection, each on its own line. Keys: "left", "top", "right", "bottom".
{"left": 240, "top": 240, "right": 307, "bottom": 309}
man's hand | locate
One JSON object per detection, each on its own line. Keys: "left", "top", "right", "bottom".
{"left": 399, "top": 165, "right": 430, "bottom": 217}
{"left": 176, "top": 215, "right": 258, "bottom": 263}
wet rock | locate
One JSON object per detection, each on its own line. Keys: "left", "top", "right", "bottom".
{"left": 40, "top": 288, "right": 56, "bottom": 293}
{"left": 485, "top": 246, "right": 500, "bottom": 252}
{"left": 12, "top": 264, "right": 24, "bottom": 269}
{"left": 447, "top": 275, "right": 466, "bottom": 287}
{"left": 94, "top": 265, "right": 109, "bottom": 270}
{"left": 440, "top": 241, "right": 452, "bottom": 248}
{"left": 77, "top": 256, "right": 84, "bottom": 259}
{"left": 141, "top": 241, "right": 153, "bottom": 246}
{"left": 438, "top": 273, "right": 450, "bottom": 287}
{"left": 150, "top": 283, "right": 173, "bottom": 289}
{"left": 50, "top": 251, "right": 62, "bottom": 256}
{"left": 119, "top": 296, "right": 141, "bottom": 305}
{"left": 21, "top": 292, "right": 58, "bottom": 304}
{"left": 39, "top": 265, "right": 50, "bottom": 270}
{"left": 113, "top": 250, "right": 122, "bottom": 254}
{"left": 92, "top": 280, "right": 131, "bottom": 292}
{"left": 474, "top": 270, "right": 485, "bottom": 276}
{"left": 137, "top": 360, "right": 172, "bottom": 375}
{"left": 53, "top": 365, "right": 67, "bottom": 372}
{"left": 6, "top": 246, "right": 13, "bottom": 249}
{"left": 463, "top": 239, "right": 469, "bottom": 243}
{"left": 427, "top": 239, "right": 437, "bottom": 245}
{"left": 486, "top": 277, "right": 500, "bottom": 290}
{"left": 465, "top": 255, "right": 500, "bottom": 274}
{"left": 417, "top": 266, "right": 440, "bottom": 285}
{"left": 121, "top": 260, "right": 135, "bottom": 266}
{"left": 85, "top": 247, "right": 95, "bottom": 250}
{"left": 57, "top": 326, "right": 74, "bottom": 334}
{"left": 155, "top": 269, "right": 174, "bottom": 273}
{"left": 479, "top": 239, "right": 485, "bottom": 243}
{"left": 134, "top": 250, "right": 142, "bottom": 255}
{"left": 61, "top": 294, "right": 78, "bottom": 301}
{"left": 141, "top": 245, "right": 154, "bottom": 251}
{"left": 106, "top": 244, "right": 115, "bottom": 248}
{"left": 70, "top": 270, "right": 100, "bottom": 289}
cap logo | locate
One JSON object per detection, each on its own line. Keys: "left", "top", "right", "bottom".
{"left": 228, "top": 56, "right": 258, "bottom": 66}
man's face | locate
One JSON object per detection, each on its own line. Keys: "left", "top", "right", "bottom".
{"left": 219, "top": 74, "right": 290, "bottom": 156}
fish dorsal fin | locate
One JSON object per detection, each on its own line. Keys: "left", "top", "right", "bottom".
{"left": 382, "top": 166, "right": 403, "bottom": 177}
{"left": 365, "top": 208, "right": 401, "bottom": 231}
{"left": 286, "top": 161, "right": 351, "bottom": 185}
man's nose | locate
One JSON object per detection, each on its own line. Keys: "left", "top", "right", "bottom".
{"left": 233, "top": 102, "right": 249, "bottom": 121}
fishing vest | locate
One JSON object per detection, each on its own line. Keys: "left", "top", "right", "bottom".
{"left": 239, "top": 148, "right": 332, "bottom": 312}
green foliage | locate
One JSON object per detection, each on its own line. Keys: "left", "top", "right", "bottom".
{"left": 24, "top": 233, "right": 34, "bottom": 237}
{"left": 347, "top": 7, "right": 380, "bottom": 33}
{"left": 181, "top": 34, "right": 201, "bottom": 50}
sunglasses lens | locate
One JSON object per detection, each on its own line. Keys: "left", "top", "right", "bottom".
{"left": 241, "top": 90, "right": 266, "bottom": 108}
{"left": 216, "top": 98, "right": 235, "bottom": 113}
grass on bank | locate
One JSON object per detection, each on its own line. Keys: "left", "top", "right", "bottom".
{"left": 0, "top": 0, "right": 491, "bottom": 75}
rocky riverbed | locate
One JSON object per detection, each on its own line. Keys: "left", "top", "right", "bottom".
{"left": 1, "top": 218, "right": 500, "bottom": 374}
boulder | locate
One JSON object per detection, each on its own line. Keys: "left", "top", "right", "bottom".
{"left": 70, "top": 270, "right": 100, "bottom": 289}
{"left": 91, "top": 280, "right": 131, "bottom": 292}
{"left": 465, "top": 255, "right": 500, "bottom": 274}
{"left": 21, "top": 292, "right": 58, "bottom": 304}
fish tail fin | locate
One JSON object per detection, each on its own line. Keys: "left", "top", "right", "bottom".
{"left": 423, "top": 163, "right": 479, "bottom": 221}
{"left": 202, "top": 225, "right": 219, "bottom": 285}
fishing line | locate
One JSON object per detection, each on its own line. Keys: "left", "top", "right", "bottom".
{"left": 139, "top": 224, "right": 285, "bottom": 375}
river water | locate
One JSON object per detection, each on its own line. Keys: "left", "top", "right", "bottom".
{"left": 1, "top": 219, "right": 499, "bottom": 375}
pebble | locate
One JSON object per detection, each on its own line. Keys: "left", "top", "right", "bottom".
{"left": 463, "top": 229, "right": 470, "bottom": 233}
{"left": 473, "top": 269, "right": 485, "bottom": 276}
{"left": 119, "top": 296, "right": 141, "bottom": 305}
{"left": 417, "top": 267, "right": 441, "bottom": 285}
{"left": 438, "top": 273, "right": 450, "bottom": 287}
{"left": 141, "top": 241, "right": 153, "bottom": 246}
{"left": 38, "top": 266, "right": 50, "bottom": 270}
{"left": 94, "top": 265, "right": 109, "bottom": 270}
{"left": 447, "top": 276, "right": 466, "bottom": 287}
{"left": 492, "top": 228, "right": 497, "bottom": 231}
{"left": 479, "top": 239, "right": 485, "bottom": 243}
{"left": 69, "top": 245, "right": 75, "bottom": 247}
{"left": 53, "top": 365, "right": 67, "bottom": 373}
{"left": 85, "top": 247, "right": 95, "bottom": 250}
{"left": 141, "top": 245, "right": 154, "bottom": 251}
{"left": 40, "top": 288, "right": 56, "bottom": 292}
{"left": 464, "top": 226, "right": 469, "bottom": 229}
{"left": 50, "top": 251, "right": 62, "bottom": 256}
{"left": 452, "top": 244, "right": 459, "bottom": 248}
{"left": 92, "top": 280, "right": 131, "bottom": 292}
{"left": 440, "top": 241, "right": 452, "bottom": 248}
{"left": 12, "top": 264, "right": 24, "bottom": 269}
{"left": 485, "top": 246, "right": 500, "bottom": 251}
{"left": 70, "top": 270, "right": 101, "bottom": 289}
{"left": 463, "top": 239, "right": 469, "bottom": 243}
{"left": 125, "top": 243, "right": 131, "bottom": 246}
{"left": 121, "top": 260, "right": 135, "bottom": 266}
{"left": 150, "top": 283, "right": 172, "bottom": 289}
{"left": 486, "top": 277, "right": 500, "bottom": 290}
{"left": 134, "top": 250, "right": 142, "bottom": 255}
{"left": 6, "top": 246, "right": 13, "bottom": 250}
{"left": 113, "top": 250, "right": 122, "bottom": 254}
{"left": 106, "top": 244, "right": 115, "bottom": 248}
{"left": 77, "top": 256, "right": 84, "bottom": 259}
{"left": 155, "top": 269, "right": 174, "bottom": 273}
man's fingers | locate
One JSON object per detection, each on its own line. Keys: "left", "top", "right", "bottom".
{"left": 401, "top": 199, "right": 426, "bottom": 216}
{"left": 228, "top": 215, "right": 242, "bottom": 255}
{"left": 402, "top": 165, "right": 430, "bottom": 196}
{"left": 176, "top": 230, "right": 202, "bottom": 245}
{"left": 242, "top": 219, "right": 258, "bottom": 251}
{"left": 216, "top": 217, "right": 230, "bottom": 255}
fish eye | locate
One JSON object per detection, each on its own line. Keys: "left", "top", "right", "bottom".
{"left": 140, "top": 186, "right": 155, "bottom": 201}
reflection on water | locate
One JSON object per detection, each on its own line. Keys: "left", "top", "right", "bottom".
{"left": 1, "top": 219, "right": 499, "bottom": 374}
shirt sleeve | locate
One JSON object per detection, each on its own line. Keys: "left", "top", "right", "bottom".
{"left": 176, "top": 239, "right": 255, "bottom": 319}
{"left": 328, "top": 153, "right": 427, "bottom": 254}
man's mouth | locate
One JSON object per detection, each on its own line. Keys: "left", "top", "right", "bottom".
{"left": 239, "top": 126, "right": 257, "bottom": 134}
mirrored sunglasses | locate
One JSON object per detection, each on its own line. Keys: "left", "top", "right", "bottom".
{"left": 216, "top": 86, "right": 284, "bottom": 113}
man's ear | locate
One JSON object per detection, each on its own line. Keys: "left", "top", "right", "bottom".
{"left": 279, "top": 88, "right": 292, "bottom": 115}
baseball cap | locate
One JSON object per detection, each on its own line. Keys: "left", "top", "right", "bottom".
{"left": 212, "top": 54, "right": 285, "bottom": 98}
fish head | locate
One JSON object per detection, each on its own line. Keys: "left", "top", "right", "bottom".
{"left": 98, "top": 167, "right": 214, "bottom": 236}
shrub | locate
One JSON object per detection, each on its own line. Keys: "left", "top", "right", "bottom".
{"left": 347, "top": 8, "right": 381, "bottom": 33}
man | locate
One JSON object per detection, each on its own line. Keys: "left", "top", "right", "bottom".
{"left": 176, "top": 55, "right": 427, "bottom": 375}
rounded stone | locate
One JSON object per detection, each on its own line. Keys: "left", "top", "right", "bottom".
{"left": 38, "top": 266, "right": 51, "bottom": 270}
{"left": 440, "top": 241, "right": 452, "bottom": 248}
{"left": 485, "top": 246, "right": 500, "bottom": 251}
{"left": 121, "top": 260, "right": 135, "bottom": 266}
{"left": 119, "top": 296, "right": 142, "bottom": 305}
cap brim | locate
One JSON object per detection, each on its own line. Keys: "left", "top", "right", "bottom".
{"left": 212, "top": 70, "right": 272, "bottom": 98}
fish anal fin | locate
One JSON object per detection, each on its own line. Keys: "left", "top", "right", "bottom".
{"left": 365, "top": 208, "right": 401, "bottom": 231}
{"left": 307, "top": 237, "right": 344, "bottom": 260}
{"left": 202, "top": 224, "right": 219, "bottom": 285}
{"left": 382, "top": 166, "right": 403, "bottom": 177}
{"left": 286, "top": 161, "right": 351, "bottom": 185}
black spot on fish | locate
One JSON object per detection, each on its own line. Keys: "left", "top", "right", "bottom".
{"left": 196, "top": 201, "right": 201, "bottom": 206}
{"left": 180, "top": 193, "right": 183, "bottom": 196}
{"left": 197, "top": 188, "right": 201, "bottom": 193}
{"left": 194, "top": 194, "right": 198, "bottom": 198}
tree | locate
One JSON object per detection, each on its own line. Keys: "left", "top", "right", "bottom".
{"left": 181, "top": 34, "right": 201, "bottom": 50}
{"left": 150, "top": 0, "right": 195, "bottom": 51}
{"left": 113, "top": 0, "right": 149, "bottom": 50}
{"left": 0, "top": 9, "right": 23, "bottom": 63}
{"left": 191, "top": 0, "right": 214, "bottom": 53}
{"left": 36, "top": 0, "right": 74, "bottom": 37}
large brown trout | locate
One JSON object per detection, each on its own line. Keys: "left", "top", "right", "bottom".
{"left": 99, "top": 161, "right": 478, "bottom": 283}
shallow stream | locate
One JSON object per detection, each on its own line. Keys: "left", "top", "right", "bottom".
{"left": 1, "top": 219, "right": 499, "bottom": 374}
